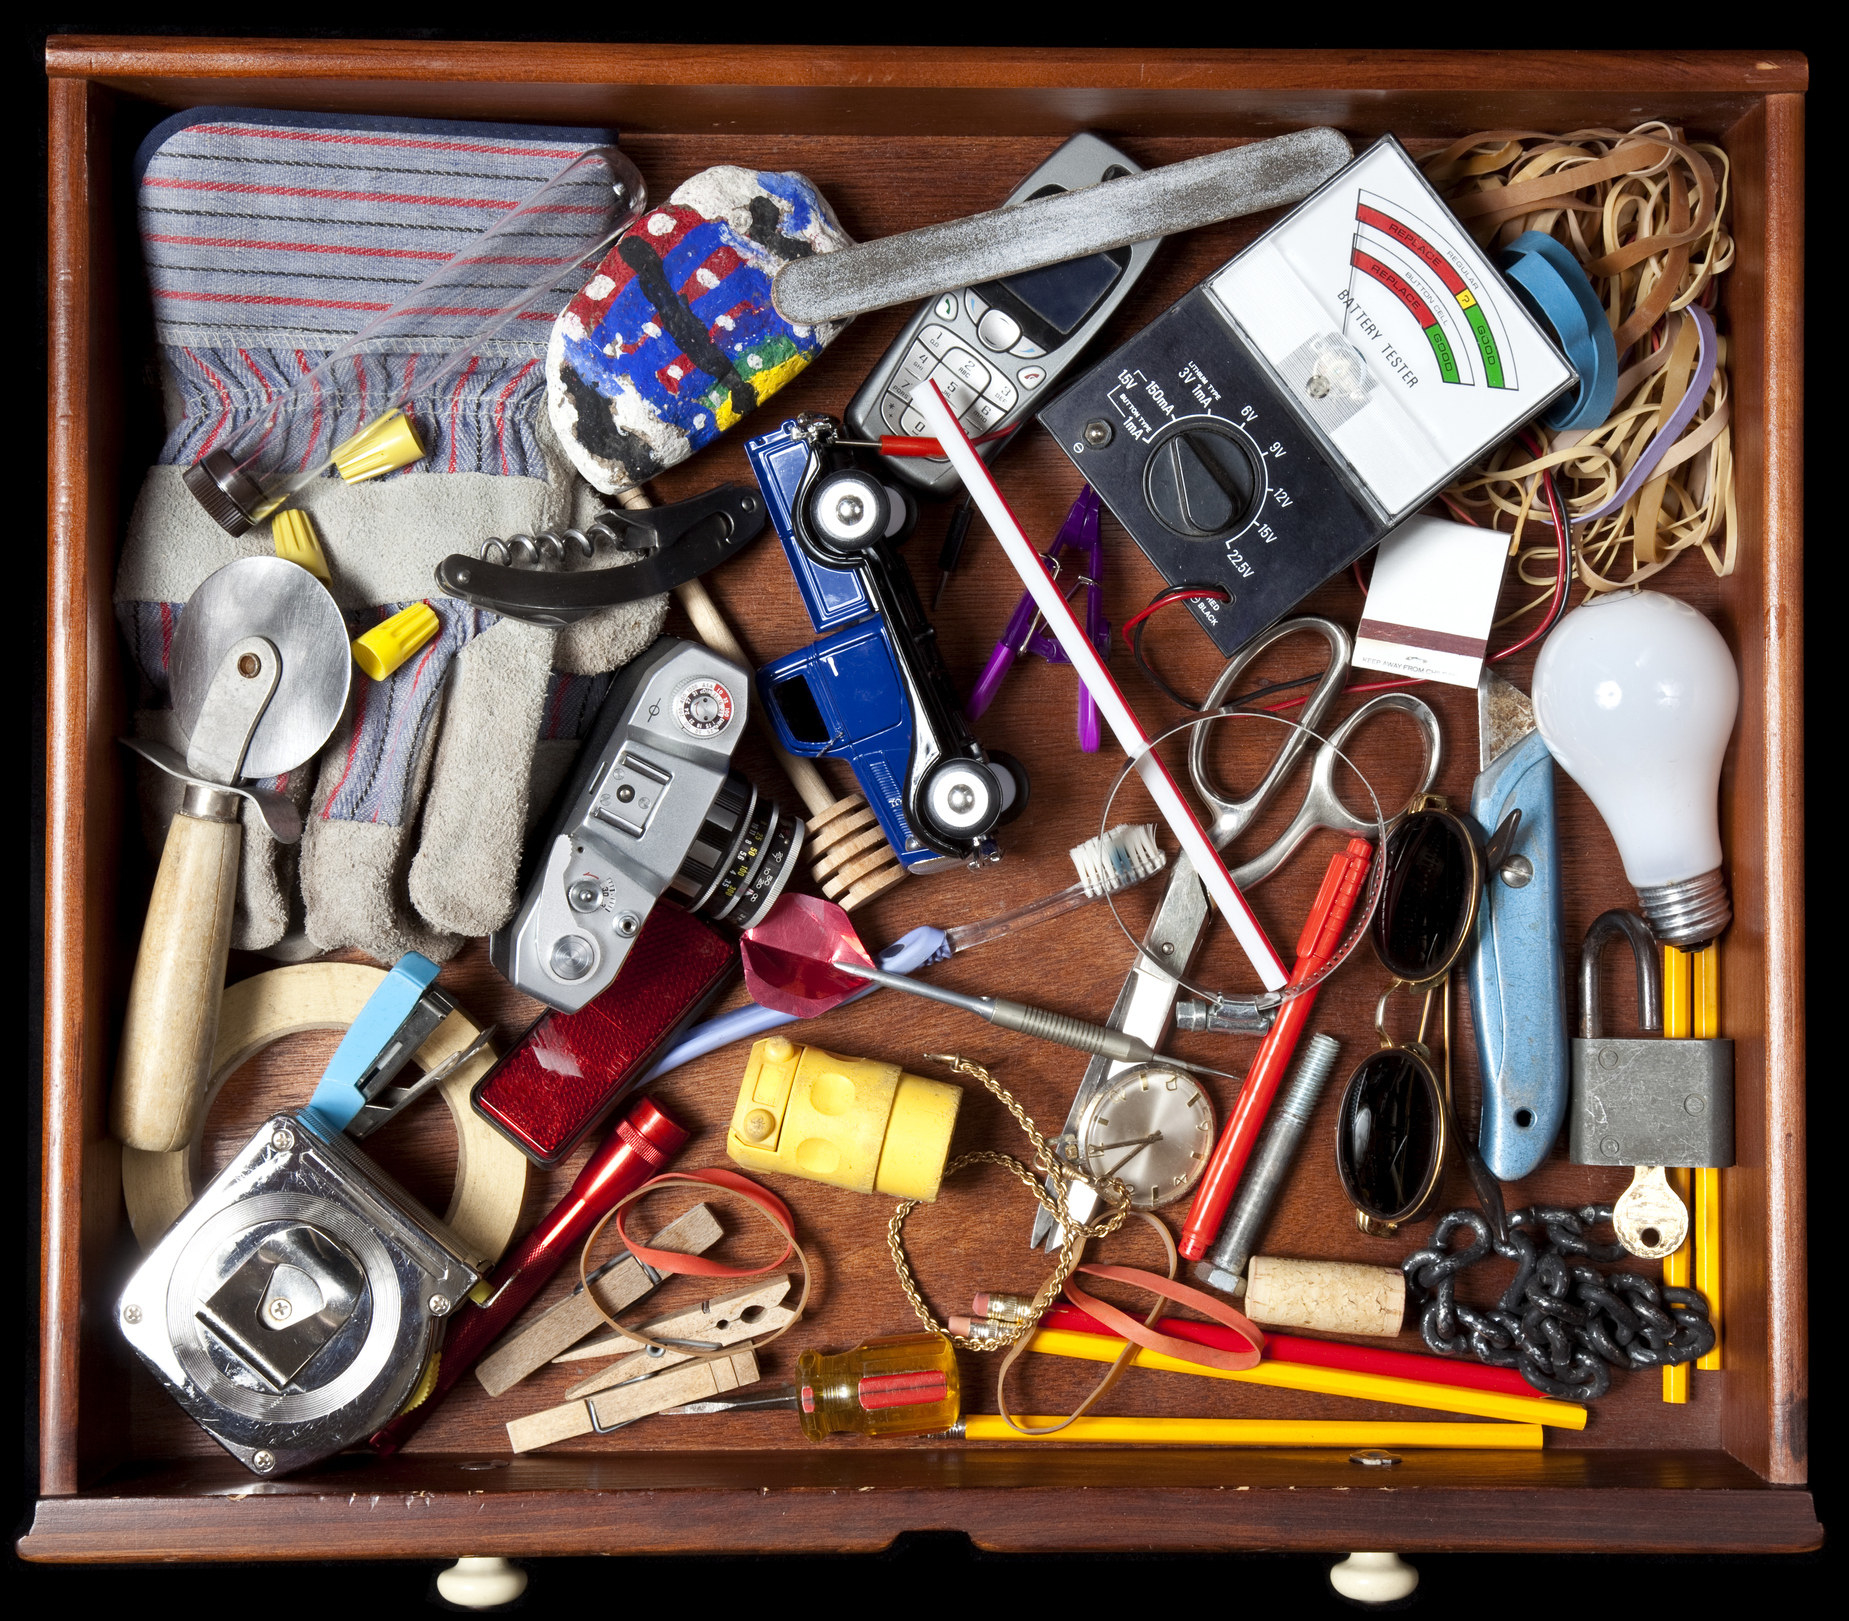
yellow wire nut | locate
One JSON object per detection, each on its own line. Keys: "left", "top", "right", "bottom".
{"left": 353, "top": 602, "right": 440, "bottom": 682}
{"left": 270, "top": 508, "right": 331, "bottom": 580}
{"left": 331, "top": 407, "right": 425, "bottom": 484}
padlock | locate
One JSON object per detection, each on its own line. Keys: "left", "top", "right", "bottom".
{"left": 1570, "top": 910, "right": 1732, "bottom": 1259}
{"left": 1571, "top": 911, "right": 1734, "bottom": 1168}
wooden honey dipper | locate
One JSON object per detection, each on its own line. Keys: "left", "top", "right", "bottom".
{"left": 616, "top": 487, "right": 906, "bottom": 911}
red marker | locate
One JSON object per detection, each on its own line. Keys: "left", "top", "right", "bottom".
{"left": 1178, "top": 838, "right": 1374, "bottom": 1262}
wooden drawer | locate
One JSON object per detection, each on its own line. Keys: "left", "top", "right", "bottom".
{"left": 32, "top": 40, "right": 1817, "bottom": 1560}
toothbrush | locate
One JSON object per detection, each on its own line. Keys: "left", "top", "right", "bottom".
{"left": 938, "top": 823, "right": 1166, "bottom": 957}
{"left": 642, "top": 825, "right": 1170, "bottom": 1081}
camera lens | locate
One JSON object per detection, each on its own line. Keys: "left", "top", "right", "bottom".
{"left": 669, "top": 772, "right": 806, "bottom": 928}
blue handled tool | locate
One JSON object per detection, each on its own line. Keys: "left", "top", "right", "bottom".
{"left": 303, "top": 953, "right": 489, "bottom": 1140}
{"left": 1468, "top": 670, "right": 1570, "bottom": 1181}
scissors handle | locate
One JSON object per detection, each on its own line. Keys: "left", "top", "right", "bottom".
{"left": 1189, "top": 618, "right": 1352, "bottom": 847}
{"left": 1231, "top": 691, "right": 1443, "bottom": 890}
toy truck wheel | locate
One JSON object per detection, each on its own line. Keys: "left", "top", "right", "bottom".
{"left": 920, "top": 757, "right": 1005, "bottom": 839}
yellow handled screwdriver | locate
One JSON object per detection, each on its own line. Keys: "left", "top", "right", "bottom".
{"left": 666, "top": 1332, "right": 960, "bottom": 1440}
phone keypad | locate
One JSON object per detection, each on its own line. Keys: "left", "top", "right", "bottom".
{"left": 882, "top": 314, "right": 1034, "bottom": 448}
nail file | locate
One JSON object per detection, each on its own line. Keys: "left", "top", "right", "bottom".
{"left": 773, "top": 128, "right": 1354, "bottom": 326}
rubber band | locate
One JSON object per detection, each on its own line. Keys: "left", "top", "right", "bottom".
{"left": 1425, "top": 122, "right": 1735, "bottom": 595}
{"left": 1063, "top": 1265, "right": 1264, "bottom": 1373}
{"left": 577, "top": 1168, "right": 811, "bottom": 1365}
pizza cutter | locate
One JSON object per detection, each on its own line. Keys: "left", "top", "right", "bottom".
{"left": 114, "top": 556, "right": 351, "bottom": 1153}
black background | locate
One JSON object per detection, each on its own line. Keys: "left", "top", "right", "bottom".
{"left": 14, "top": 16, "right": 1834, "bottom": 1611}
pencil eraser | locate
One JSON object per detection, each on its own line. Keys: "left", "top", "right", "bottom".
{"left": 970, "top": 1292, "right": 992, "bottom": 1318}
{"left": 947, "top": 1314, "right": 976, "bottom": 1338}
{"left": 547, "top": 166, "right": 853, "bottom": 494}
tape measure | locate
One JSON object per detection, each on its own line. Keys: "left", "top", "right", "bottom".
{"left": 121, "top": 963, "right": 529, "bottom": 1265}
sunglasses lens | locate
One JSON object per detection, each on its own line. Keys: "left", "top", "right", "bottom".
{"left": 1338, "top": 1049, "right": 1441, "bottom": 1222}
{"left": 1373, "top": 811, "right": 1475, "bottom": 982}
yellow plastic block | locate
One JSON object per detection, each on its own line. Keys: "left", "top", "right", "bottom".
{"left": 353, "top": 602, "right": 440, "bottom": 682}
{"left": 270, "top": 508, "right": 330, "bottom": 580}
{"left": 727, "top": 1038, "right": 961, "bottom": 1201}
{"left": 331, "top": 407, "right": 425, "bottom": 484}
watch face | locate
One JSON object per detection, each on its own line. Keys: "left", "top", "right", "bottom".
{"left": 1077, "top": 1064, "right": 1216, "bottom": 1209}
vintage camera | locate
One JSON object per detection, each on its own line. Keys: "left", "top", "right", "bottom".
{"left": 491, "top": 636, "right": 804, "bottom": 1014}
{"left": 117, "top": 1111, "right": 480, "bottom": 1477}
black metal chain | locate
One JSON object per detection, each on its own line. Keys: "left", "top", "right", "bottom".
{"left": 1401, "top": 1205, "right": 1715, "bottom": 1400}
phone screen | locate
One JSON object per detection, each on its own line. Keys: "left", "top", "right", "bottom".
{"left": 978, "top": 245, "right": 1129, "bottom": 348}
{"left": 998, "top": 252, "right": 1124, "bottom": 336}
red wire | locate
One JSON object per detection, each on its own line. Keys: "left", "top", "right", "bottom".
{"left": 1120, "top": 587, "right": 1232, "bottom": 636}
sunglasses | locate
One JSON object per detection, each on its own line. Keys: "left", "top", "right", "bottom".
{"left": 1335, "top": 794, "right": 1515, "bottom": 1237}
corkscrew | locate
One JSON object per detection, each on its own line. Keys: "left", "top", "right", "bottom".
{"left": 433, "top": 483, "right": 769, "bottom": 625}
{"left": 479, "top": 510, "right": 632, "bottom": 569}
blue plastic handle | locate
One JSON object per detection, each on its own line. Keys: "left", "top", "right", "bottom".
{"left": 302, "top": 952, "right": 442, "bottom": 1138}
{"left": 1468, "top": 731, "right": 1570, "bottom": 1181}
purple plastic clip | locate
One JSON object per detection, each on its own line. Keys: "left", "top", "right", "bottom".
{"left": 966, "top": 486, "right": 1107, "bottom": 751}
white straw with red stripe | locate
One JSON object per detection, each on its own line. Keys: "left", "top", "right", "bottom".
{"left": 911, "top": 381, "right": 1287, "bottom": 991}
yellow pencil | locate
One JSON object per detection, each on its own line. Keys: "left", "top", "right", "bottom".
{"left": 1662, "top": 944, "right": 1693, "bottom": 1404}
{"left": 1027, "top": 1328, "right": 1586, "bottom": 1429}
{"left": 1695, "top": 941, "right": 1722, "bottom": 1371}
{"left": 961, "top": 1415, "right": 1544, "bottom": 1448}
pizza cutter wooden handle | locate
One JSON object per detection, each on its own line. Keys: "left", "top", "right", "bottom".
{"left": 112, "top": 796, "right": 242, "bottom": 1152}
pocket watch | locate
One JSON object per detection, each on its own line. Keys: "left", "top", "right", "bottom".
{"left": 1073, "top": 1062, "right": 1216, "bottom": 1209}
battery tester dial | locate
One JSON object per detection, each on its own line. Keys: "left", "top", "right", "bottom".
{"left": 1141, "top": 416, "right": 1269, "bottom": 541}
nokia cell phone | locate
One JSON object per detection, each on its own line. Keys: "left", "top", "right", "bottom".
{"left": 845, "top": 133, "right": 1161, "bottom": 498}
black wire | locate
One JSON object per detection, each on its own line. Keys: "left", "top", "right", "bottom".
{"left": 1128, "top": 585, "right": 1324, "bottom": 713}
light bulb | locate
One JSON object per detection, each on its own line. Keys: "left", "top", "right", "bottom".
{"left": 1532, "top": 589, "right": 1739, "bottom": 947}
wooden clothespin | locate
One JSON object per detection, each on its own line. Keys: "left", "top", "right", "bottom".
{"left": 561, "top": 1276, "right": 796, "bottom": 1400}
{"left": 474, "top": 1203, "right": 723, "bottom": 1397}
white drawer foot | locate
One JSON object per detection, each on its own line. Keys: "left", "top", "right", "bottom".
{"left": 1329, "top": 1550, "right": 1419, "bottom": 1604}
{"left": 437, "top": 1556, "right": 528, "bottom": 1609}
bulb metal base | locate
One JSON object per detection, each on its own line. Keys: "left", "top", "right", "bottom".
{"left": 1636, "top": 867, "right": 1730, "bottom": 949}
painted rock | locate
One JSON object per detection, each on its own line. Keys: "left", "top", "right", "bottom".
{"left": 547, "top": 165, "right": 852, "bottom": 493}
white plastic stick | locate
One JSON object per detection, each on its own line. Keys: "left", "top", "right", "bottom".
{"left": 912, "top": 382, "right": 1287, "bottom": 991}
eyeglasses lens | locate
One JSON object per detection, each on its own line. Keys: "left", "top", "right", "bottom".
{"left": 1373, "top": 812, "right": 1473, "bottom": 982}
{"left": 1339, "top": 1049, "right": 1440, "bottom": 1221}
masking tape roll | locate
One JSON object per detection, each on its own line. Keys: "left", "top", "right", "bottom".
{"left": 121, "top": 963, "right": 529, "bottom": 1264}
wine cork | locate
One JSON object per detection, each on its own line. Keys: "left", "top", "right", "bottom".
{"left": 1242, "top": 1257, "right": 1406, "bottom": 1338}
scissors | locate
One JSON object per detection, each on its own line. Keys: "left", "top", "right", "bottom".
{"left": 1028, "top": 617, "right": 1442, "bottom": 1251}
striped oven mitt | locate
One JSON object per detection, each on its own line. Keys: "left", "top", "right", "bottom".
{"left": 115, "top": 107, "right": 665, "bottom": 963}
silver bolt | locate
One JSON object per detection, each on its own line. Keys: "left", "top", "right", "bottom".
{"left": 1685, "top": 1094, "right": 1706, "bottom": 1115}
{"left": 1307, "top": 374, "right": 1332, "bottom": 399}
{"left": 1083, "top": 419, "right": 1113, "bottom": 448}
{"left": 1599, "top": 1048, "right": 1620, "bottom": 1070}
{"left": 123, "top": 1304, "right": 142, "bottom": 1324}
{"left": 1499, "top": 854, "right": 1534, "bottom": 888}
{"left": 250, "top": 1450, "right": 276, "bottom": 1473}
{"left": 268, "top": 1297, "right": 293, "bottom": 1322}
{"left": 1602, "top": 1137, "right": 1623, "bottom": 1156}
{"left": 615, "top": 783, "right": 635, "bottom": 802}
{"left": 1160, "top": 942, "right": 1175, "bottom": 956}
{"left": 271, "top": 1125, "right": 295, "bottom": 1153}
{"left": 947, "top": 784, "right": 975, "bottom": 813}
{"left": 615, "top": 913, "right": 641, "bottom": 938}
{"left": 568, "top": 879, "right": 603, "bottom": 913}
{"left": 428, "top": 1294, "right": 452, "bottom": 1316}
{"left": 835, "top": 494, "right": 865, "bottom": 525}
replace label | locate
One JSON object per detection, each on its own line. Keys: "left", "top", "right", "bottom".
{"left": 1207, "top": 138, "right": 1574, "bottom": 522}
